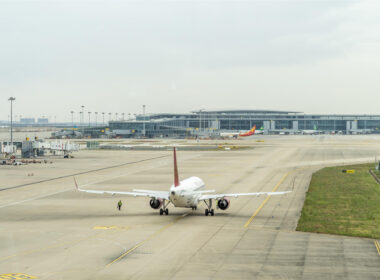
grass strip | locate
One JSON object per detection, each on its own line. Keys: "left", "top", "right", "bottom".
{"left": 296, "top": 163, "right": 380, "bottom": 239}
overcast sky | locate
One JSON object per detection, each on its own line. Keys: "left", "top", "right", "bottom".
{"left": 1, "top": 0, "right": 380, "bottom": 122}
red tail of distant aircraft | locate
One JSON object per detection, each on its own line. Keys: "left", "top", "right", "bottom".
{"left": 238, "top": 125, "right": 256, "bottom": 137}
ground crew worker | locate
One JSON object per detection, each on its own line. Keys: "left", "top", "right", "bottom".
{"left": 117, "top": 200, "right": 122, "bottom": 211}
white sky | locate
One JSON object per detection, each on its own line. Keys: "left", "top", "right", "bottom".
{"left": 1, "top": 0, "right": 380, "bottom": 122}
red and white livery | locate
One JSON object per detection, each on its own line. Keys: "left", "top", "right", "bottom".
{"left": 75, "top": 147, "right": 290, "bottom": 216}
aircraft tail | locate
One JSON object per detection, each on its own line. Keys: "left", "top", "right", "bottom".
{"left": 250, "top": 125, "right": 256, "bottom": 134}
{"left": 173, "top": 147, "right": 180, "bottom": 187}
{"left": 239, "top": 125, "right": 256, "bottom": 137}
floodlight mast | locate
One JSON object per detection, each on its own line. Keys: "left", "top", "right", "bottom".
{"left": 70, "top": 111, "right": 74, "bottom": 128}
{"left": 88, "top": 111, "right": 91, "bottom": 127}
{"left": 142, "top": 105, "right": 146, "bottom": 137}
{"left": 8, "top": 97, "right": 16, "bottom": 149}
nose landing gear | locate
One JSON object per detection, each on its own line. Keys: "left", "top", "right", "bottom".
{"left": 159, "top": 199, "right": 170, "bottom": 215}
{"left": 160, "top": 208, "right": 169, "bottom": 215}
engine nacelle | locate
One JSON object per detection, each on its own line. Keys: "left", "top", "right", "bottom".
{"left": 149, "top": 198, "right": 163, "bottom": 209}
{"left": 217, "top": 198, "right": 230, "bottom": 210}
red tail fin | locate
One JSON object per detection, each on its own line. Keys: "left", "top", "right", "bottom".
{"left": 173, "top": 147, "right": 180, "bottom": 187}
{"left": 238, "top": 125, "right": 256, "bottom": 137}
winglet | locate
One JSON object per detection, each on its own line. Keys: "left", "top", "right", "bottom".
{"left": 173, "top": 147, "right": 180, "bottom": 187}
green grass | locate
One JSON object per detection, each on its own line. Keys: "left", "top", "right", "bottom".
{"left": 296, "top": 163, "right": 380, "bottom": 239}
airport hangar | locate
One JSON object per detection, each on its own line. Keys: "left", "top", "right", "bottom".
{"left": 108, "top": 109, "right": 380, "bottom": 138}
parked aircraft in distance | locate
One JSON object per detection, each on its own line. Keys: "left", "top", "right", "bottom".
{"left": 220, "top": 125, "right": 257, "bottom": 138}
{"left": 75, "top": 147, "right": 291, "bottom": 216}
{"left": 301, "top": 130, "right": 323, "bottom": 135}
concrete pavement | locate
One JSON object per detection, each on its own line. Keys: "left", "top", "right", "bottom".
{"left": 1, "top": 135, "right": 380, "bottom": 279}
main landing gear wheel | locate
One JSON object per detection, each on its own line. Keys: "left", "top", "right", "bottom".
{"left": 204, "top": 199, "right": 214, "bottom": 216}
{"left": 165, "top": 209, "right": 169, "bottom": 215}
{"left": 160, "top": 209, "right": 164, "bottom": 215}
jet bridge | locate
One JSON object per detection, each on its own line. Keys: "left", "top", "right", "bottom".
{"left": 21, "top": 140, "right": 80, "bottom": 158}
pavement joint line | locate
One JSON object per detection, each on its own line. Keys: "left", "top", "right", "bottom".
{"left": 0, "top": 155, "right": 169, "bottom": 192}
{"left": 245, "top": 226, "right": 378, "bottom": 240}
{"left": 375, "top": 240, "right": 380, "bottom": 256}
{"left": 0, "top": 156, "right": 171, "bottom": 209}
{"left": 105, "top": 212, "right": 189, "bottom": 267}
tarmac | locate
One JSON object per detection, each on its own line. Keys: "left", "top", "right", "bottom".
{"left": 1, "top": 135, "right": 380, "bottom": 279}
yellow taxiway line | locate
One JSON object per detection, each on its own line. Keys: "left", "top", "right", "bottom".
{"left": 0, "top": 273, "right": 37, "bottom": 280}
{"left": 106, "top": 212, "right": 189, "bottom": 267}
{"left": 374, "top": 240, "right": 380, "bottom": 256}
{"left": 244, "top": 172, "right": 289, "bottom": 228}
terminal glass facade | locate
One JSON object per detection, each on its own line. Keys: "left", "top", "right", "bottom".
{"left": 109, "top": 110, "right": 380, "bottom": 137}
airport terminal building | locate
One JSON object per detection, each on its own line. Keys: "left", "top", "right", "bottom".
{"left": 109, "top": 110, "right": 380, "bottom": 138}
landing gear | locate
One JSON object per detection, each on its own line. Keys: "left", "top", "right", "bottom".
{"left": 159, "top": 199, "right": 170, "bottom": 215}
{"left": 204, "top": 199, "right": 214, "bottom": 216}
{"left": 205, "top": 209, "right": 214, "bottom": 216}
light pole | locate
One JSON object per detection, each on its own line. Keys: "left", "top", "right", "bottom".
{"left": 88, "top": 112, "right": 91, "bottom": 127}
{"left": 108, "top": 112, "right": 112, "bottom": 123}
{"left": 116, "top": 113, "right": 118, "bottom": 121}
{"left": 128, "top": 113, "right": 131, "bottom": 120}
{"left": 81, "top": 105, "right": 85, "bottom": 135}
{"left": 102, "top": 112, "right": 105, "bottom": 125}
{"left": 199, "top": 110, "right": 201, "bottom": 133}
{"left": 142, "top": 105, "right": 146, "bottom": 137}
{"left": 95, "top": 112, "right": 98, "bottom": 126}
{"left": 70, "top": 111, "right": 74, "bottom": 128}
{"left": 81, "top": 105, "right": 85, "bottom": 130}
{"left": 199, "top": 109, "right": 205, "bottom": 135}
{"left": 8, "top": 97, "right": 15, "bottom": 148}
{"left": 122, "top": 113, "right": 125, "bottom": 120}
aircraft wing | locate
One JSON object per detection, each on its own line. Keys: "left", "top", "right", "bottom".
{"left": 74, "top": 178, "right": 169, "bottom": 200}
{"left": 133, "top": 189, "right": 171, "bottom": 195}
{"left": 198, "top": 191, "right": 291, "bottom": 201}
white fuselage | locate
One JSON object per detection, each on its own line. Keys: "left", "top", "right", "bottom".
{"left": 169, "top": 176, "right": 205, "bottom": 208}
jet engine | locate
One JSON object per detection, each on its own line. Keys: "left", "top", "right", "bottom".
{"left": 149, "top": 198, "right": 163, "bottom": 209}
{"left": 217, "top": 198, "right": 230, "bottom": 210}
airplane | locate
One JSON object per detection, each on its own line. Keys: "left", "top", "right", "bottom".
{"left": 219, "top": 125, "right": 257, "bottom": 138}
{"left": 301, "top": 130, "right": 323, "bottom": 135}
{"left": 52, "top": 129, "right": 82, "bottom": 139}
{"left": 75, "top": 147, "right": 291, "bottom": 216}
